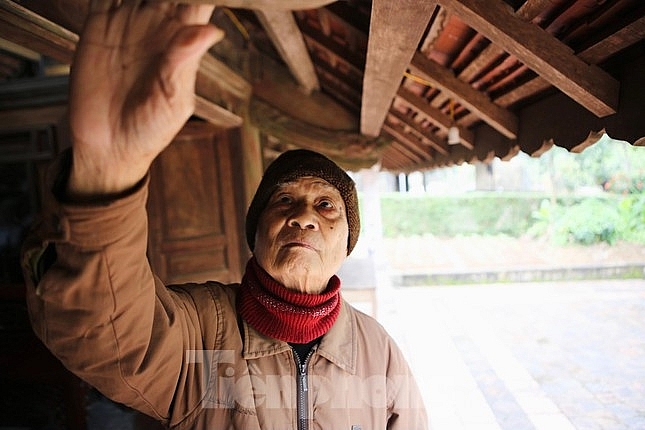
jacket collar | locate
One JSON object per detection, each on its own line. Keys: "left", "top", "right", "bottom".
{"left": 241, "top": 299, "right": 357, "bottom": 375}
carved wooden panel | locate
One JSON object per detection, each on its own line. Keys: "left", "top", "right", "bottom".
{"left": 147, "top": 121, "right": 243, "bottom": 285}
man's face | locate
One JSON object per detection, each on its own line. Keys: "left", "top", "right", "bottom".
{"left": 254, "top": 176, "right": 349, "bottom": 294}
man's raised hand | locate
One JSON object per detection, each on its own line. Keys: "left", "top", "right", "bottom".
{"left": 68, "top": 0, "right": 223, "bottom": 198}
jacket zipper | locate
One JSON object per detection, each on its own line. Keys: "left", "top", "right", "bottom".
{"left": 293, "top": 348, "right": 315, "bottom": 430}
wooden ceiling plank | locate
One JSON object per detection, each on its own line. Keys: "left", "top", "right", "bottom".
{"left": 398, "top": 86, "right": 475, "bottom": 149}
{"left": 255, "top": 9, "right": 319, "bottom": 95}
{"left": 361, "top": 0, "right": 436, "bottom": 137}
{"left": 0, "top": 0, "right": 78, "bottom": 64}
{"left": 410, "top": 51, "right": 519, "bottom": 139}
{"left": 389, "top": 109, "right": 450, "bottom": 155}
{"left": 437, "top": 0, "right": 619, "bottom": 117}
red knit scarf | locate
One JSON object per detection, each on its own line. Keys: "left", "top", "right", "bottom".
{"left": 237, "top": 258, "right": 342, "bottom": 344}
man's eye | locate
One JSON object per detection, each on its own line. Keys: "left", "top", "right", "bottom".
{"left": 277, "top": 195, "right": 292, "bottom": 204}
{"left": 318, "top": 199, "right": 334, "bottom": 209}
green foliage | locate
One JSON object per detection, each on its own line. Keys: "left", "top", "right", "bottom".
{"left": 377, "top": 136, "right": 645, "bottom": 246}
{"left": 554, "top": 199, "right": 620, "bottom": 245}
{"left": 542, "top": 137, "right": 645, "bottom": 194}
{"left": 616, "top": 194, "right": 645, "bottom": 243}
{"left": 380, "top": 193, "right": 540, "bottom": 238}
{"left": 380, "top": 192, "right": 645, "bottom": 246}
{"left": 525, "top": 195, "right": 645, "bottom": 245}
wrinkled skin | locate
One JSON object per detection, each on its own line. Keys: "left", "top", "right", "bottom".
{"left": 254, "top": 177, "right": 349, "bottom": 294}
{"left": 68, "top": 0, "right": 222, "bottom": 199}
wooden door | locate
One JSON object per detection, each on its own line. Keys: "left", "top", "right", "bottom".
{"left": 147, "top": 121, "right": 245, "bottom": 285}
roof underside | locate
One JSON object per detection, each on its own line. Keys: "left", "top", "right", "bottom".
{"left": 1, "top": 0, "right": 644, "bottom": 172}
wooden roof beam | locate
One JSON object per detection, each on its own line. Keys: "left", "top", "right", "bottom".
{"left": 250, "top": 98, "right": 386, "bottom": 169}
{"left": 194, "top": 95, "right": 243, "bottom": 129}
{"left": 255, "top": 9, "right": 319, "bottom": 95}
{"left": 495, "top": 14, "right": 645, "bottom": 110}
{"left": 426, "top": 0, "right": 551, "bottom": 111}
{"left": 361, "top": 0, "right": 436, "bottom": 137}
{"left": 0, "top": 0, "right": 78, "bottom": 65}
{"left": 437, "top": 0, "right": 619, "bottom": 117}
{"left": 410, "top": 51, "right": 519, "bottom": 139}
{"left": 0, "top": 1, "right": 254, "bottom": 129}
{"left": 577, "top": 14, "right": 645, "bottom": 65}
{"left": 197, "top": 53, "right": 252, "bottom": 103}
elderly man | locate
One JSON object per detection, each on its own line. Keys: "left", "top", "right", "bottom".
{"left": 21, "top": 1, "right": 427, "bottom": 429}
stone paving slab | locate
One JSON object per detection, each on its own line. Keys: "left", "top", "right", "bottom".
{"left": 377, "top": 279, "right": 645, "bottom": 430}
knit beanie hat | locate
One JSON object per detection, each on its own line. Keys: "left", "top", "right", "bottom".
{"left": 246, "top": 149, "right": 360, "bottom": 255}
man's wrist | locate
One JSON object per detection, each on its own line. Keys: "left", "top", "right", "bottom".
{"left": 54, "top": 149, "right": 147, "bottom": 204}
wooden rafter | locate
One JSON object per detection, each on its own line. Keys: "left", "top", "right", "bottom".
{"left": 386, "top": 139, "right": 426, "bottom": 168}
{"left": 251, "top": 52, "right": 359, "bottom": 132}
{"left": 186, "top": 51, "right": 254, "bottom": 127}
{"left": 0, "top": 104, "right": 66, "bottom": 130}
{"left": 0, "top": 0, "right": 77, "bottom": 64}
{"left": 250, "top": 98, "right": 386, "bottom": 169}
{"left": 577, "top": 15, "right": 645, "bottom": 64}
{"left": 494, "top": 14, "right": 645, "bottom": 111}
{"left": 397, "top": 87, "right": 474, "bottom": 149}
{"left": 155, "top": 0, "right": 336, "bottom": 9}
{"left": 436, "top": 0, "right": 620, "bottom": 117}
{"left": 0, "top": 1, "right": 252, "bottom": 130}
{"left": 255, "top": 9, "right": 319, "bottom": 94}
{"left": 299, "top": 22, "right": 365, "bottom": 72}
{"left": 388, "top": 109, "right": 450, "bottom": 155}
{"left": 382, "top": 121, "right": 433, "bottom": 162}
{"left": 410, "top": 51, "right": 519, "bottom": 139}
{"left": 361, "top": 0, "right": 436, "bottom": 137}
{"left": 194, "top": 95, "right": 243, "bottom": 129}
{"left": 419, "top": 0, "right": 549, "bottom": 120}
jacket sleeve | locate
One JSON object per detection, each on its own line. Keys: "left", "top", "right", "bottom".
{"left": 386, "top": 340, "right": 429, "bottom": 430}
{"left": 21, "top": 151, "right": 209, "bottom": 425}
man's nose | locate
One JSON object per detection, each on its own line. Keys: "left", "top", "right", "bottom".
{"left": 287, "top": 203, "right": 318, "bottom": 230}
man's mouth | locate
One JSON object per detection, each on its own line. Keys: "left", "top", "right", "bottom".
{"left": 284, "top": 240, "right": 316, "bottom": 251}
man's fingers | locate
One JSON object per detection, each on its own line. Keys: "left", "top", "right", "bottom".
{"left": 166, "top": 24, "right": 224, "bottom": 67}
{"left": 154, "top": 24, "right": 223, "bottom": 112}
{"left": 89, "top": 0, "right": 129, "bottom": 13}
{"left": 176, "top": 4, "right": 217, "bottom": 25}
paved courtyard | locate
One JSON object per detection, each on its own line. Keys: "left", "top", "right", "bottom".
{"left": 377, "top": 279, "right": 645, "bottom": 430}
